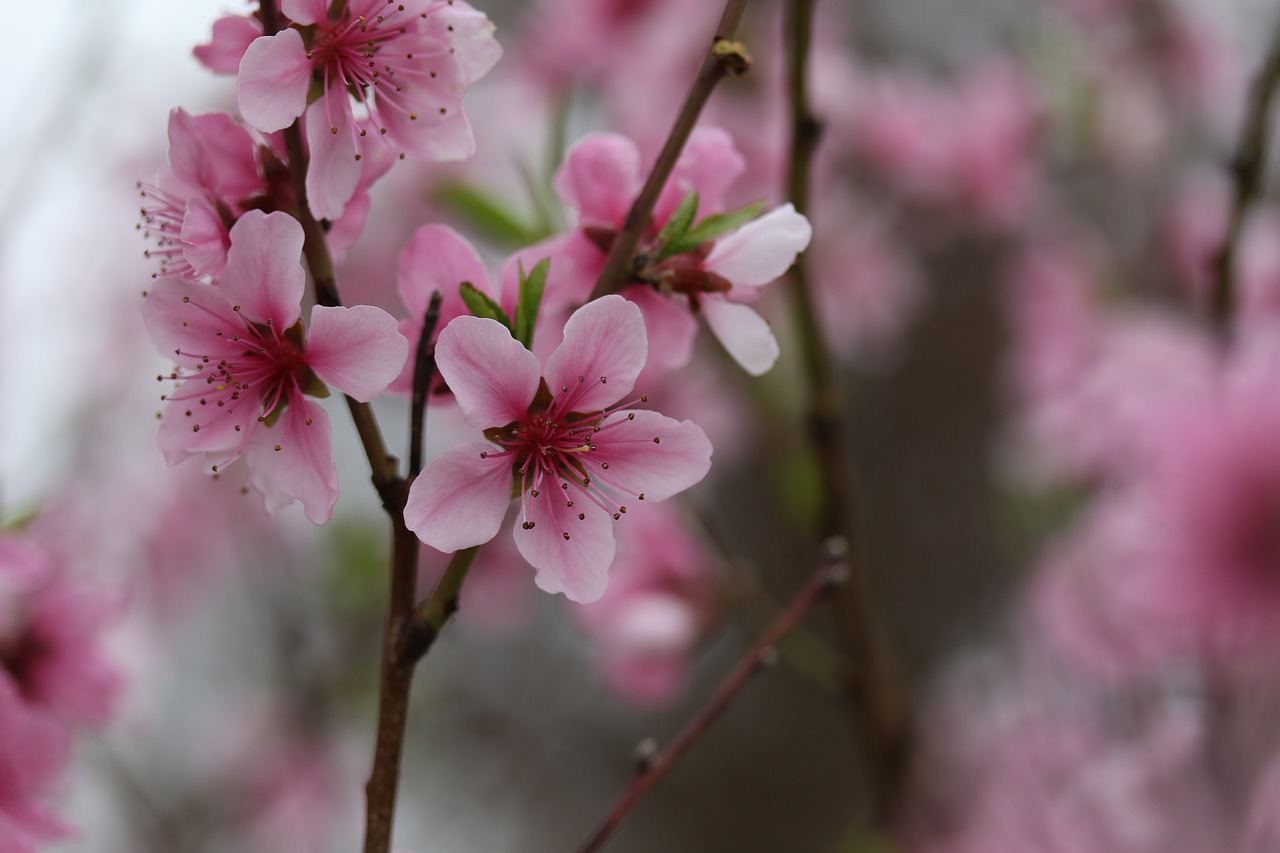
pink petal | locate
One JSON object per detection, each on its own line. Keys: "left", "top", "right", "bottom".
{"left": 435, "top": 316, "right": 540, "bottom": 429}
{"left": 167, "top": 109, "right": 261, "bottom": 200}
{"left": 397, "top": 224, "right": 496, "bottom": 318}
{"left": 194, "top": 14, "right": 263, "bottom": 75}
{"left": 654, "top": 126, "right": 746, "bottom": 223}
{"left": 700, "top": 297, "right": 780, "bottom": 376}
{"left": 380, "top": 94, "right": 477, "bottom": 161}
{"left": 156, "top": 376, "right": 259, "bottom": 464}
{"left": 245, "top": 399, "right": 339, "bottom": 524}
{"left": 703, "top": 203, "right": 813, "bottom": 291}
{"left": 623, "top": 285, "right": 697, "bottom": 372}
{"left": 515, "top": 495, "right": 616, "bottom": 603}
{"left": 180, "top": 196, "right": 230, "bottom": 279}
{"left": 554, "top": 133, "right": 641, "bottom": 227}
{"left": 304, "top": 97, "right": 362, "bottom": 221}
{"left": 305, "top": 305, "right": 408, "bottom": 402}
{"left": 591, "top": 410, "right": 712, "bottom": 501}
{"left": 219, "top": 210, "right": 305, "bottom": 327}
{"left": 238, "top": 29, "right": 312, "bottom": 133}
{"left": 544, "top": 295, "right": 647, "bottom": 413}
{"left": 437, "top": 1, "right": 503, "bottom": 86}
{"left": 281, "top": 0, "right": 327, "bottom": 25}
{"left": 404, "top": 444, "right": 514, "bottom": 552}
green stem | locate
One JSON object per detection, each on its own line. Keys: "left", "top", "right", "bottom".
{"left": 783, "top": 0, "right": 909, "bottom": 826}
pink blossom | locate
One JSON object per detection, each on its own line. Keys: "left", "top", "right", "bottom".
{"left": 390, "top": 224, "right": 502, "bottom": 396}
{"left": 194, "top": 14, "right": 264, "bottom": 75}
{"left": 404, "top": 295, "right": 713, "bottom": 603}
{"left": 0, "top": 679, "right": 71, "bottom": 853}
{"left": 542, "top": 129, "right": 811, "bottom": 375}
{"left": 139, "top": 108, "right": 265, "bottom": 280}
{"left": 575, "top": 503, "right": 718, "bottom": 706}
{"left": 236, "top": 0, "right": 501, "bottom": 219}
{"left": 143, "top": 210, "right": 408, "bottom": 523}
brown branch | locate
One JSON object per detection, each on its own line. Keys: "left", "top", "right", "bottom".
{"left": 782, "top": 0, "right": 909, "bottom": 826}
{"left": 1212, "top": 16, "right": 1280, "bottom": 331}
{"left": 408, "top": 292, "right": 443, "bottom": 477}
{"left": 572, "top": 539, "right": 851, "bottom": 853}
{"left": 587, "top": 0, "right": 752, "bottom": 301}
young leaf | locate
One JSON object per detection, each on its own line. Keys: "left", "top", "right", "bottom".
{"left": 432, "top": 183, "right": 550, "bottom": 249}
{"left": 514, "top": 258, "right": 550, "bottom": 350}
{"left": 655, "top": 189, "right": 699, "bottom": 252}
{"left": 661, "top": 199, "right": 767, "bottom": 258}
{"left": 459, "top": 281, "right": 512, "bottom": 331}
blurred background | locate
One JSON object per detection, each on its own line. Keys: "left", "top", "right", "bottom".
{"left": 4, "top": 0, "right": 1280, "bottom": 850}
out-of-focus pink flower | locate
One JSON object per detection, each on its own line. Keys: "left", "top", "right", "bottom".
{"left": 236, "top": 0, "right": 501, "bottom": 219}
{"left": 390, "top": 224, "right": 502, "bottom": 396}
{"left": 908, "top": 651, "right": 1234, "bottom": 852}
{"left": 143, "top": 210, "right": 407, "bottom": 523}
{"left": 540, "top": 129, "right": 811, "bottom": 375}
{"left": 194, "top": 14, "right": 263, "bottom": 74}
{"left": 0, "top": 679, "right": 72, "bottom": 853}
{"left": 575, "top": 503, "right": 717, "bottom": 706}
{"left": 404, "top": 295, "right": 713, "bottom": 602}
{"left": 1027, "top": 325, "right": 1280, "bottom": 674}
{"left": 0, "top": 533, "right": 120, "bottom": 726}
{"left": 849, "top": 62, "right": 1041, "bottom": 227}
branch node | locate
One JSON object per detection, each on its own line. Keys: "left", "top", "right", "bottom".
{"left": 631, "top": 738, "right": 661, "bottom": 774}
{"left": 712, "top": 38, "right": 752, "bottom": 75}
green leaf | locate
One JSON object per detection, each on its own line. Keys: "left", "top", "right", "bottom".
{"left": 459, "top": 281, "right": 512, "bottom": 330}
{"left": 655, "top": 189, "right": 699, "bottom": 251}
{"left": 514, "top": 257, "right": 550, "bottom": 350}
{"left": 661, "top": 199, "right": 767, "bottom": 258}
{"left": 431, "top": 183, "right": 550, "bottom": 249}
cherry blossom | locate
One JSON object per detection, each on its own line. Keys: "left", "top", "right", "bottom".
{"left": 404, "top": 295, "right": 713, "bottom": 603}
{"left": 534, "top": 128, "right": 810, "bottom": 375}
{"left": 143, "top": 210, "right": 407, "bottom": 523}
{"left": 236, "top": 0, "right": 501, "bottom": 219}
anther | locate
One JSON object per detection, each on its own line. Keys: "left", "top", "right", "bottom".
{"left": 612, "top": 512, "right": 620, "bottom": 520}
{"left": 563, "top": 532, "right": 571, "bottom": 540}
{"left": 627, "top": 413, "right": 635, "bottom": 420}
{"left": 480, "top": 451, "right": 488, "bottom": 458}
{"left": 531, "top": 489, "right": 539, "bottom": 497}
{"left": 578, "top": 513, "right": 585, "bottom": 520}
{"left": 274, "top": 444, "right": 282, "bottom": 452}
{"left": 602, "top": 462, "right": 610, "bottom": 469}
{"left": 641, "top": 394, "right": 648, "bottom": 402}
{"left": 522, "top": 521, "right": 535, "bottom": 530}
{"left": 653, "top": 437, "right": 661, "bottom": 444}
{"left": 638, "top": 493, "right": 645, "bottom": 500}
{"left": 600, "top": 376, "right": 607, "bottom": 383}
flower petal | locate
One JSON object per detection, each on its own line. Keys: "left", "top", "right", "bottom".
{"left": 281, "top": 0, "right": 327, "bottom": 25}
{"left": 435, "top": 315, "right": 540, "bottom": 429}
{"left": 700, "top": 297, "right": 780, "bottom": 376}
{"left": 304, "top": 97, "right": 362, "bottom": 221}
{"left": 404, "top": 444, "right": 513, "bottom": 552}
{"left": 194, "top": 15, "right": 263, "bottom": 75}
{"left": 305, "top": 305, "right": 408, "bottom": 402}
{"left": 180, "top": 196, "right": 230, "bottom": 279}
{"left": 623, "top": 285, "right": 697, "bottom": 372}
{"left": 437, "top": 1, "right": 503, "bottom": 86}
{"left": 703, "top": 203, "right": 813, "bottom": 291}
{"left": 554, "top": 133, "right": 641, "bottom": 227}
{"left": 245, "top": 399, "right": 339, "bottom": 524}
{"left": 237, "top": 29, "right": 312, "bottom": 133}
{"left": 654, "top": 126, "right": 746, "bottom": 223}
{"left": 591, "top": 410, "right": 712, "bottom": 502}
{"left": 398, "top": 224, "right": 496, "bottom": 318}
{"left": 219, "top": 210, "right": 305, "bottom": 327}
{"left": 544, "top": 295, "right": 647, "bottom": 413}
{"left": 515, "top": 494, "right": 615, "bottom": 603}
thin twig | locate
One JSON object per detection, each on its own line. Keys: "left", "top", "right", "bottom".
{"left": 587, "top": 0, "right": 752, "bottom": 300}
{"left": 572, "top": 540, "right": 851, "bottom": 853}
{"left": 408, "top": 291, "right": 444, "bottom": 478}
{"left": 1212, "top": 16, "right": 1280, "bottom": 331}
{"left": 783, "top": 0, "right": 909, "bottom": 826}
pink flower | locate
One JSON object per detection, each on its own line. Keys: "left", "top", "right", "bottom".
{"left": 390, "top": 223, "right": 502, "bottom": 396}
{"left": 0, "top": 679, "right": 71, "bottom": 853}
{"left": 404, "top": 295, "right": 713, "bottom": 602}
{"left": 143, "top": 210, "right": 408, "bottom": 523}
{"left": 236, "top": 0, "right": 501, "bottom": 219}
{"left": 541, "top": 129, "right": 811, "bottom": 375}
{"left": 139, "top": 108, "right": 265, "bottom": 280}
{"left": 575, "top": 503, "right": 718, "bottom": 706}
